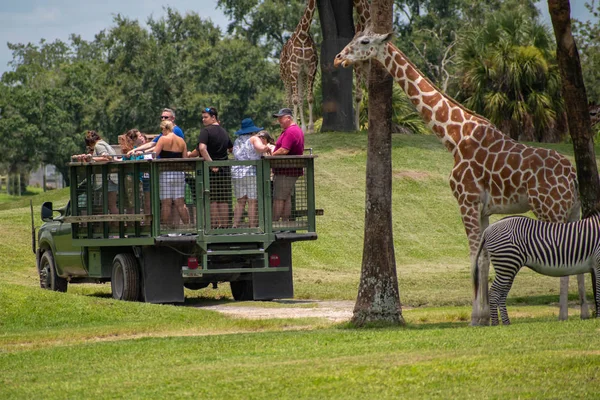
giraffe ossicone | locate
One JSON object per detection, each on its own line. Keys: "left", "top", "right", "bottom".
{"left": 335, "top": 28, "right": 589, "bottom": 325}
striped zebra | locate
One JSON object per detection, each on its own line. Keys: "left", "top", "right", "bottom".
{"left": 473, "top": 214, "right": 600, "bottom": 325}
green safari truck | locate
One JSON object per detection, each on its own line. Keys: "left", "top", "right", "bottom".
{"left": 34, "top": 155, "right": 318, "bottom": 303}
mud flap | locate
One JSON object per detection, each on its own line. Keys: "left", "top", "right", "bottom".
{"left": 140, "top": 247, "right": 184, "bottom": 303}
{"left": 252, "top": 241, "right": 293, "bottom": 300}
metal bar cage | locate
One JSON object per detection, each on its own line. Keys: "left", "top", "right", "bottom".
{"left": 69, "top": 156, "right": 316, "bottom": 239}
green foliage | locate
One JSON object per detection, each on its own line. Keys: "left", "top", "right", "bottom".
{"left": 358, "top": 84, "right": 430, "bottom": 134}
{"left": 454, "top": 5, "right": 564, "bottom": 142}
{"left": 0, "top": 7, "right": 287, "bottom": 177}
{"left": 573, "top": 1, "right": 600, "bottom": 105}
{"left": 217, "top": 0, "right": 317, "bottom": 58}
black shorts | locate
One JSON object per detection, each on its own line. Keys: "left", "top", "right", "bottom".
{"left": 209, "top": 166, "right": 231, "bottom": 202}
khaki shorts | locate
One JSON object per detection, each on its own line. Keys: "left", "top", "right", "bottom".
{"left": 234, "top": 176, "right": 258, "bottom": 199}
{"left": 273, "top": 175, "right": 298, "bottom": 200}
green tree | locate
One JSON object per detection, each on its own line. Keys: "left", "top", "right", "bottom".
{"left": 0, "top": 39, "right": 90, "bottom": 183}
{"left": 549, "top": 0, "right": 600, "bottom": 215}
{"left": 455, "top": 6, "right": 565, "bottom": 142}
{"left": 217, "top": 0, "right": 310, "bottom": 57}
{"left": 353, "top": 0, "right": 404, "bottom": 326}
{"left": 572, "top": 1, "right": 600, "bottom": 105}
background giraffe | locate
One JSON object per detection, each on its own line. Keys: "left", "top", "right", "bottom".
{"left": 352, "top": 0, "right": 371, "bottom": 131}
{"left": 280, "top": 0, "right": 318, "bottom": 134}
{"left": 334, "top": 29, "right": 589, "bottom": 325}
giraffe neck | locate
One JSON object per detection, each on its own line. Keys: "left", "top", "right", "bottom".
{"left": 375, "top": 42, "right": 494, "bottom": 152}
{"left": 295, "top": 0, "right": 316, "bottom": 39}
{"left": 353, "top": 0, "right": 371, "bottom": 33}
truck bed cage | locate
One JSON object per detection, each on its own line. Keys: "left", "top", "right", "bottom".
{"left": 68, "top": 156, "right": 318, "bottom": 250}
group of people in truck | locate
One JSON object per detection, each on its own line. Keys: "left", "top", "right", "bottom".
{"left": 72, "top": 106, "right": 305, "bottom": 230}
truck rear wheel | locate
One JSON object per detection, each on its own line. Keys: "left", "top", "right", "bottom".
{"left": 230, "top": 279, "right": 254, "bottom": 301}
{"left": 111, "top": 254, "right": 140, "bottom": 301}
{"left": 39, "top": 251, "right": 68, "bottom": 292}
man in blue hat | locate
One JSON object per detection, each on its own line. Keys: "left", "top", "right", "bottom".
{"left": 271, "top": 107, "right": 304, "bottom": 224}
{"left": 232, "top": 118, "right": 272, "bottom": 228}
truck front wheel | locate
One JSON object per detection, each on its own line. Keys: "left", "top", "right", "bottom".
{"left": 111, "top": 254, "right": 140, "bottom": 301}
{"left": 39, "top": 251, "right": 68, "bottom": 292}
{"left": 230, "top": 278, "right": 254, "bottom": 301}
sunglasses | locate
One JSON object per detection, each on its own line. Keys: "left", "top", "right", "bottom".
{"left": 160, "top": 115, "right": 170, "bottom": 120}
{"left": 204, "top": 107, "right": 216, "bottom": 116}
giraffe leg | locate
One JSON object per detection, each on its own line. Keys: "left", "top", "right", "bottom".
{"left": 307, "top": 96, "right": 314, "bottom": 134}
{"left": 559, "top": 276, "right": 569, "bottom": 320}
{"left": 354, "top": 63, "right": 366, "bottom": 131}
{"left": 469, "top": 211, "right": 490, "bottom": 326}
{"left": 354, "top": 85, "right": 363, "bottom": 131}
{"left": 290, "top": 73, "right": 301, "bottom": 128}
{"left": 297, "top": 73, "right": 306, "bottom": 132}
{"left": 306, "top": 58, "right": 317, "bottom": 134}
{"left": 577, "top": 273, "right": 590, "bottom": 319}
{"left": 471, "top": 247, "right": 490, "bottom": 326}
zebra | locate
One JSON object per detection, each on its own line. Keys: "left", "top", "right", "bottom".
{"left": 472, "top": 214, "right": 600, "bottom": 325}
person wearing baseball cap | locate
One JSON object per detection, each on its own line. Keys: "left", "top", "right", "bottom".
{"left": 271, "top": 107, "right": 304, "bottom": 224}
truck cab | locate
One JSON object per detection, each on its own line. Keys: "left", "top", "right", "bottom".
{"left": 35, "top": 155, "right": 318, "bottom": 303}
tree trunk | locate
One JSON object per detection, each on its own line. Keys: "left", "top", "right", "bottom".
{"left": 548, "top": 0, "right": 600, "bottom": 216}
{"left": 317, "top": 0, "right": 356, "bottom": 132}
{"left": 352, "top": 0, "right": 404, "bottom": 326}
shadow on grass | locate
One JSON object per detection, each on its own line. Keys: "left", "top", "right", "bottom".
{"left": 508, "top": 293, "right": 587, "bottom": 305}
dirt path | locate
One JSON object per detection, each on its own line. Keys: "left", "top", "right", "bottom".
{"left": 196, "top": 300, "right": 355, "bottom": 322}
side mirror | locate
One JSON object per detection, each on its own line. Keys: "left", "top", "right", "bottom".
{"left": 41, "top": 202, "right": 54, "bottom": 222}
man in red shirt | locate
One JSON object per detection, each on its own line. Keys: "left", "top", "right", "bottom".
{"left": 272, "top": 108, "right": 304, "bottom": 224}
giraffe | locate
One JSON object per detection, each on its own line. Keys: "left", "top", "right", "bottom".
{"left": 334, "top": 29, "right": 590, "bottom": 325}
{"left": 352, "top": 0, "right": 371, "bottom": 131}
{"left": 280, "top": 0, "right": 318, "bottom": 134}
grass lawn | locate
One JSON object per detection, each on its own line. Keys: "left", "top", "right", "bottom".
{"left": 1, "top": 132, "right": 599, "bottom": 398}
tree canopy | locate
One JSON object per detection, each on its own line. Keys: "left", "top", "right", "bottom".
{"left": 2, "top": 1, "right": 600, "bottom": 182}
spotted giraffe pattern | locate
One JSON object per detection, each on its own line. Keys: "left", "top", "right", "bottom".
{"left": 334, "top": 29, "right": 589, "bottom": 325}
{"left": 352, "top": 0, "right": 371, "bottom": 131}
{"left": 280, "top": 0, "right": 318, "bottom": 134}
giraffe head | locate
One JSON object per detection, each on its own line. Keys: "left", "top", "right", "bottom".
{"left": 334, "top": 30, "right": 393, "bottom": 68}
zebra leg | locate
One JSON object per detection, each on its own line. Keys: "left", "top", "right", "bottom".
{"left": 592, "top": 268, "right": 599, "bottom": 318}
{"left": 577, "top": 274, "right": 590, "bottom": 319}
{"left": 490, "top": 263, "right": 519, "bottom": 326}
{"left": 559, "top": 276, "right": 569, "bottom": 320}
{"left": 497, "top": 281, "right": 514, "bottom": 325}
{"left": 489, "top": 279, "right": 501, "bottom": 326}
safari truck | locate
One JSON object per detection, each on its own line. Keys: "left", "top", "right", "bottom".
{"left": 34, "top": 155, "right": 318, "bottom": 303}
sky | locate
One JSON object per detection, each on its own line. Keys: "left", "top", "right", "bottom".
{"left": 0, "top": 1, "right": 596, "bottom": 75}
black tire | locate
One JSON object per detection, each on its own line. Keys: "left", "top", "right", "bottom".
{"left": 111, "top": 254, "right": 140, "bottom": 301}
{"left": 39, "top": 251, "right": 68, "bottom": 292}
{"left": 230, "top": 279, "right": 254, "bottom": 301}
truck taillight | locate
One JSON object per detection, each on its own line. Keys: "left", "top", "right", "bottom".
{"left": 269, "top": 254, "right": 280, "bottom": 267}
{"left": 187, "top": 257, "right": 198, "bottom": 270}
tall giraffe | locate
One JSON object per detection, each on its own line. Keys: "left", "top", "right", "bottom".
{"left": 334, "top": 29, "right": 589, "bottom": 325}
{"left": 280, "top": 0, "right": 318, "bottom": 134}
{"left": 352, "top": 0, "right": 371, "bottom": 131}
